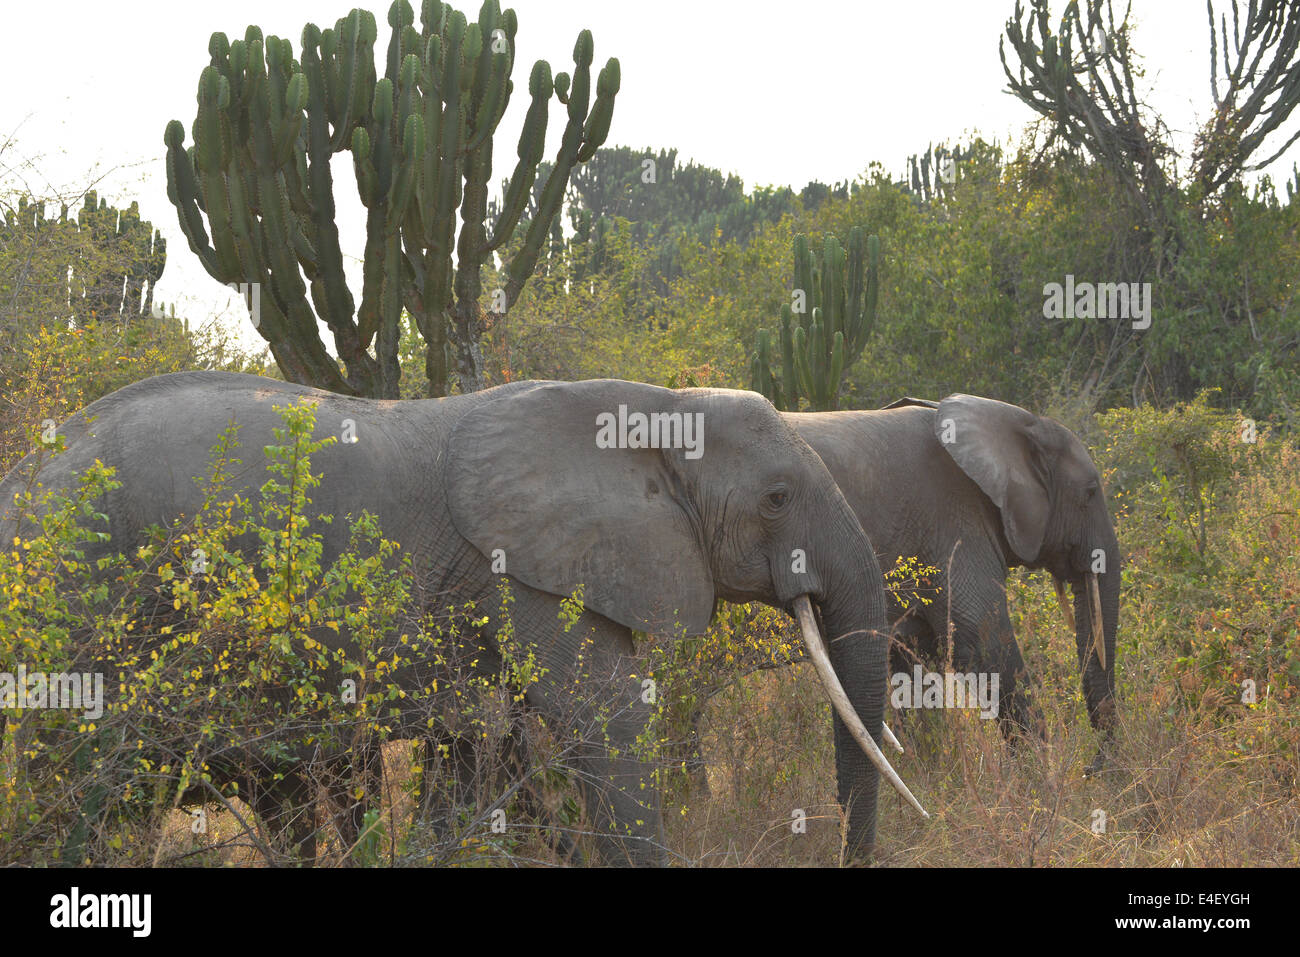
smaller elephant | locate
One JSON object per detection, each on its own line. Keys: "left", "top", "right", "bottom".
{"left": 787, "top": 394, "right": 1120, "bottom": 764}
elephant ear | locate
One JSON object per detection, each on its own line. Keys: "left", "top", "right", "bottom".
{"left": 934, "top": 394, "right": 1051, "bottom": 562}
{"left": 446, "top": 380, "right": 715, "bottom": 635}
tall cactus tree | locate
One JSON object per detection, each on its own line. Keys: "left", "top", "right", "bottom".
{"left": 750, "top": 227, "right": 880, "bottom": 411}
{"left": 164, "top": 0, "right": 619, "bottom": 397}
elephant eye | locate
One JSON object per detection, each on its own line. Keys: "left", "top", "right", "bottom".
{"left": 765, "top": 488, "right": 789, "bottom": 510}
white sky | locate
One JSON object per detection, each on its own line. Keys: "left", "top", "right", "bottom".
{"left": 3, "top": 0, "right": 1298, "bottom": 353}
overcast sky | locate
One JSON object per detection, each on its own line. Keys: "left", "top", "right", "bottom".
{"left": 3, "top": 0, "right": 1298, "bottom": 351}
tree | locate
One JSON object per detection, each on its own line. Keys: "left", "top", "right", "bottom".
{"left": 558, "top": 146, "right": 798, "bottom": 289}
{"left": 165, "top": 0, "right": 619, "bottom": 397}
{"left": 1002, "top": 0, "right": 1300, "bottom": 225}
{"left": 901, "top": 142, "right": 979, "bottom": 206}
{"left": 1000, "top": 0, "right": 1300, "bottom": 408}
{"left": 1197, "top": 0, "right": 1300, "bottom": 204}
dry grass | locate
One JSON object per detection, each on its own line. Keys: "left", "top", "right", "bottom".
{"left": 661, "top": 608, "right": 1298, "bottom": 866}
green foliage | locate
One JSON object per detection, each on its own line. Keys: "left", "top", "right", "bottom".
{"left": 353, "top": 807, "right": 386, "bottom": 865}
{"left": 902, "top": 142, "right": 976, "bottom": 205}
{"left": 465, "top": 215, "right": 752, "bottom": 389}
{"left": 883, "top": 555, "right": 943, "bottom": 611}
{"left": 556, "top": 147, "right": 801, "bottom": 291}
{"left": 0, "top": 400, "right": 648, "bottom": 865}
{"left": 1097, "top": 391, "right": 1261, "bottom": 569}
{"left": 164, "top": 0, "right": 620, "bottom": 398}
{"left": 1084, "top": 400, "right": 1300, "bottom": 788}
{"left": 0, "top": 404, "right": 416, "bottom": 862}
{"left": 0, "top": 168, "right": 274, "bottom": 477}
{"left": 495, "top": 130, "right": 1292, "bottom": 421}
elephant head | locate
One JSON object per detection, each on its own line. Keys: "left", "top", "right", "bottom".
{"left": 935, "top": 394, "right": 1119, "bottom": 734}
{"left": 445, "top": 379, "right": 926, "bottom": 853}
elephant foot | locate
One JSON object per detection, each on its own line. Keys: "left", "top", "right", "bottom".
{"left": 540, "top": 818, "right": 584, "bottom": 865}
{"left": 1083, "top": 698, "right": 1117, "bottom": 777}
{"left": 1082, "top": 748, "right": 1108, "bottom": 778}
{"left": 1083, "top": 732, "right": 1116, "bottom": 778}
{"left": 998, "top": 696, "right": 1045, "bottom": 752}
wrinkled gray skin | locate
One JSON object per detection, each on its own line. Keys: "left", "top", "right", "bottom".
{"left": 0, "top": 371, "right": 893, "bottom": 865}
{"left": 787, "top": 394, "right": 1120, "bottom": 758}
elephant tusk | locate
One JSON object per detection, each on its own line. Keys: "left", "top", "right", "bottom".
{"left": 1053, "top": 576, "right": 1075, "bottom": 631}
{"left": 793, "top": 595, "right": 928, "bottom": 819}
{"left": 882, "top": 722, "right": 904, "bottom": 754}
{"left": 1087, "top": 572, "right": 1106, "bottom": 671}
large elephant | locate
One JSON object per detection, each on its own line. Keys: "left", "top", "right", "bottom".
{"left": 786, "top": 394, "right": 1120, "bottom": 761}
{"left": 0, "top": 371, "right": 923, "bottom": 864}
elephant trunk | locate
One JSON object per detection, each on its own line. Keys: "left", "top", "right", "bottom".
{"left": 793, "top": 597, "right": 927, "bottom": 822}
{"left": 794, "top": 510, "right": 927, "bottom": 859}
{"left": 1070, "top": 544, "right": 1119, "bottom": 732}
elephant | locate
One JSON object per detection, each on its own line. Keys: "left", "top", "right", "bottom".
{"left": 0, "top": 371, "right": 925, "bottom": 865}
{"left": 783, "top": 394, "right": 1120, "bottom": 765}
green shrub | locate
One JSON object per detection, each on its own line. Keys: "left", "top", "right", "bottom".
{"left": 0, "top": 402, "right": 567, "bottom": 865}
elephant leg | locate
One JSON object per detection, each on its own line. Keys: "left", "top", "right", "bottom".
{"left": 497, "top": 723, "right": 584, "bottom": 865}
{"left": 244, "top": 768, "right": 318, "bottom": 865}
{"left": 499, "top": 585, "right": 664, "bottom": 866}
{"left": 324, "top": 746, "right": 383, "bottom": 862}
{"left": 980, "top": 603, "right": 1043, "bottom": 742}
{"left": 931, "top": 578, "right": 1042, "bottom": 741}
{"left": 886, "top": 609, "right": 934, "bottom": 737}
{"left": 415, "top": 729, "right": 481, "bottom": 842}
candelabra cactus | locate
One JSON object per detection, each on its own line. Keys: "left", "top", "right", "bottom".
{"left": 905, "top": 142, "right": 968, "bottom": 204}
{"left": 164, "top": 0, "right": 619, "bottom": 397}
{"left": 748, "top": 327, "right": 786, "bottom": 411}
{"left": 751, "top": 226, "right": 880, "bottom": 411}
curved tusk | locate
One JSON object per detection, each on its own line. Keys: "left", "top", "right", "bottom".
{"left": 1053, "top": 576, "right": 1075, "bottom": 631}
{"left": 793, "top": 595, "right": 928, "bottom": 819}
{"left": 1087, "top": 572, "right": 1106, "bottom": 670}
{"left": 882, "top": 722, "right": 904, "bottom": 754}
